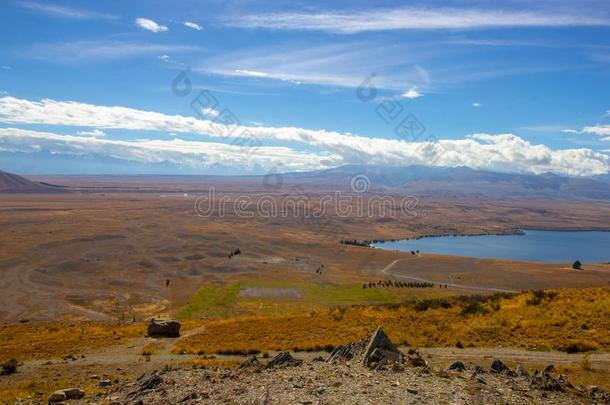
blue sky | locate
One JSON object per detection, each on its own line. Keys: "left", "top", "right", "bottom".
{"left": 0, "top": 0, "right": 609, "bottom": 175}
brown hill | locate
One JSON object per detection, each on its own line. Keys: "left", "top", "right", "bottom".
{"left": 0, "top": 170, "right": 67, "bottom": 192}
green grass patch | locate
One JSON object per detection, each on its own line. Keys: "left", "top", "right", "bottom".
{"left": 177, "top": 280, "right": 455, "bottom": 320}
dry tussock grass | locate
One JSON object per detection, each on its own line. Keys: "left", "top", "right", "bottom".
{"left": 0, "top": 322, "right": 144, "bottom": 362}
{"left": 173, "top": 288, "right": 610, "bottom": 355}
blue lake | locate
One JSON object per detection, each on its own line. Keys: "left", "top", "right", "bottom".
{"left": 371, "top": 230, "right": 610, "bottom": 263}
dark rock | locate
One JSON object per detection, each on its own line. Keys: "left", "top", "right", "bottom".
{"left": 490, "top": 359, "right": 516, "bottom": 376}
{"left": 139, "top": 374, "right": 163, "bottom": 392}
{"left": 406, "top": 349, "right": 427, "bottom": 368}
{"left": 48, "top": 391, "right": 66, "bottom": 403}
{"left": 327, "top": 339, "right": 367, "bottom": 364}
{"left": 265, "top": 352, "right": 303, "bottom": 369}
{"left": 312, "top": 356, "right": 325, "bottom": 362}
{"left": 238, "top": 355, "right": 262, "bottom": 371}
{"left": 48, "top": 388, "right": 84, "bottom": 402}
{"left": 448, "top": 361, "right": 466, "bottom": 372}
{"left": 147, "top": 319, "right": 181, "bottom": 338}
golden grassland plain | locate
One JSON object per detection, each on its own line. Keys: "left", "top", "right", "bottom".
{"left": 1, "top": 187, "right": 610, "bottom": 322}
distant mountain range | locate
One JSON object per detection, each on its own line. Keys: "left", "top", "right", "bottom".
{"left": 277, "top": 165, "right": 610, "bottom": 200}
{"left": 2, "top": 165, "right": 610, "bottom": 200}
{"left": 0, "top": 170, "right": 66, "bottom": 193}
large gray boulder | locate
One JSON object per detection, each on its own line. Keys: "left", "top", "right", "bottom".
{"left": 327, "top": 327, "right": 404, "bottom": 368}
{"left": 362, "top": 327, "right": 404, "bottom": 368}
{"left": 147, "top": 319, "right": 181, "bottom": 338}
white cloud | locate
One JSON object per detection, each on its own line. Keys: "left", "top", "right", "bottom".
{"left": 1, "top": 66, "right": 11, "bottom": 70}
{"left": 402, "top": 88, "right": 422, "bottom": 99}
{"left": 472, "top": 102, "right": 482, "bottom": 108}
{"left": 561, "top": 128, "right": 580, "bottom": 134}
{"left": 184, "top": 21, "right": 202, "bottom": 31}
{"left": 225, "top": 7, "right": 610, "bottom": 34}
{"left": 235, "top": 69, "right": 270, "bottom": 78}
{"left": 20, "top": 1, "right": 118, "bottom": 20}
{"left": 582, "top": 125, "right": 610, "bottom": 136}
{"left": 0, "top": 128, "right": 337, "bottom": 172}
{"left": 0, "top": 96, "right": 607, "bottom": 176}
{"left": 24, "top": 41, "right": 197, "bottom": 64}
{"left": 158, "top": 54, "right": 171, "bottom": 62}
{"left": 202, "top": 107, "right": 220, "bottom": 117}
{"left": 135, "top": 18, "right": 168, "bottom": 33}
{"left": 76, "top": 129, "right": 106, "bottom": 137}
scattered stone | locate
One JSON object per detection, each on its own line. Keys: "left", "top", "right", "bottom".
{"left": 470, "top": 366, "right": 485, "bottom": 378}
{"left": 312, "top": 356, "right": 325, "bottom": 362}
{"left": 490, "top": 359, "right": 516, "bottom": 376}
{"left": 48, "top": 391, "right": 66, "bottom": 403}
{"left": 449, "top": 361, "right": 466, "bottom": 372}
{"left": 147, "top": 319, "right": 181, "bottom": 338}
{"left": 406, "top": 388, "right": 418, "bottom": 394}
{"left": 530, "top": 371, "right": 566, "bottom": 392}
{"left": 406, "top": 349, "right": 427, "bottom": 368}
{"left": 544, "top": 365, "right": 556, "bottom": 373}
{"left": 515, "top": 365, "right": 529, "bottom": 378}
{"left": 238, "top": 355, "right": 262, "bottom": 371}
{"left": 100, "top": 379, "right": 112, "bottom": 387}
{"left": 48, "top": 388, "right": 84, "bottom": 402}
{"left": 327, "top": 339, "right": 367, "bottom": 364}
{"left": 266, "top": 352, "right": 303, "bottom": 369}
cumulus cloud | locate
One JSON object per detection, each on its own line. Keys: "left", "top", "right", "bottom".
{"left": 225, "top": 7, "right": 610, "bottom": 34}
{"left": 135, "top": 18, "right": 168, "bottom": 33}
{"left": 0, "top": 128, "right": 339, "bottom": 172}
{"left": 202, "top": 107, "right": 220, "bottom": 117}
{"left": 582, "top": 125, "right": 610, "bottom": 137}
{"left": 401, "top": 88, "right": 422, "bottom": 99}
{"left": 184, "top": 21, "right": 202, "bottom": 30}
{"left": 472, "top": 102, "right": 482, "bottom": 108}
{"left": 0, "top": 96, "right": 607, "bottom": 176}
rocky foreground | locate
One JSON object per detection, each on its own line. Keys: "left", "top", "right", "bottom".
{"left": 42, "top": 328, "right": 609, "bottom": 404}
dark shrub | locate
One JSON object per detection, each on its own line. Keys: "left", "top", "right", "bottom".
{"left": 1, "top": 359, "right": 18, "bottom": 375}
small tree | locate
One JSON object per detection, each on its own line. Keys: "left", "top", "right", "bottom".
{"left": 572, "top": 260, "right": 582, "bottom": 270}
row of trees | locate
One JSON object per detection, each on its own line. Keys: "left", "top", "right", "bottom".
{"left": 363, "top": 280, "right": 434, "bottom": 289}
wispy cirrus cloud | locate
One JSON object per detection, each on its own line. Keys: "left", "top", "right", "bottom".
{"left": 135, "top": 18, "right": 168, "bottom": 33}
{"left": 197, "top": 42, "right": 431, "bottom": 90}
{"left": 224, "top": 7, "right": 610, "bottom": 34}
{"left": 0, "top": 96, "right": 608, "bottom": 176}
{"left": 20, "top": 1, "right": 119, "bottom": 20}
{"left": 23, "top": 40, "right": 198, "bottom": 64}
